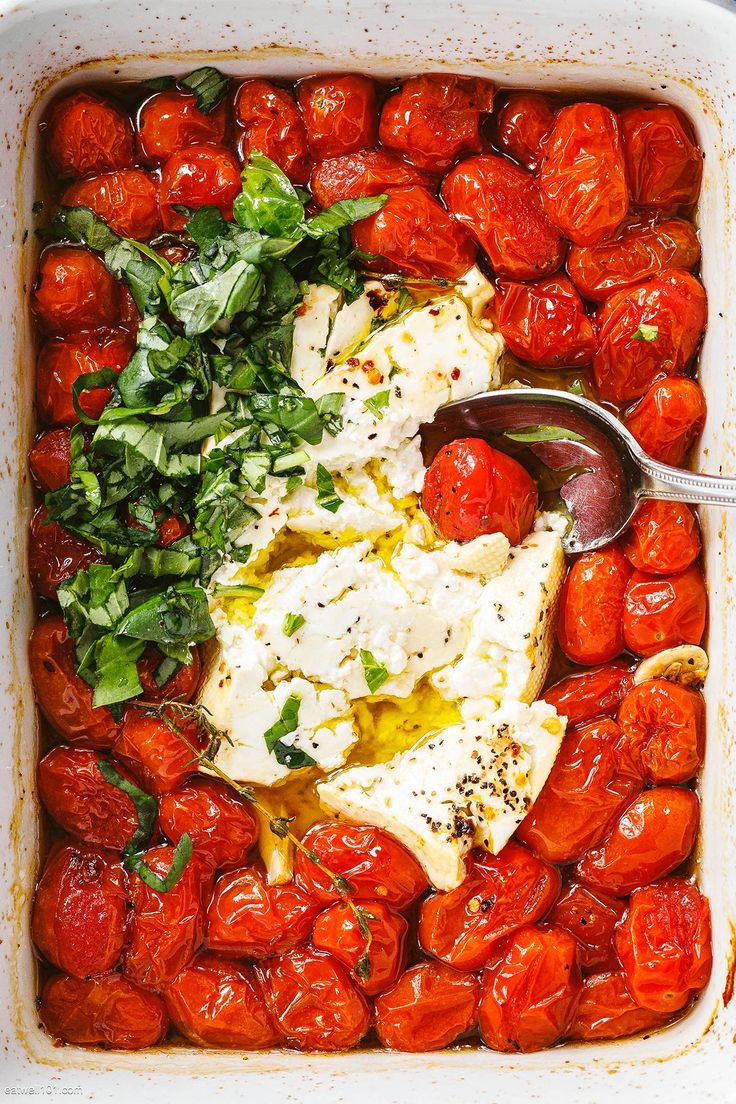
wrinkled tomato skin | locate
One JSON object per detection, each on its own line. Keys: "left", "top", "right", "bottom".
{"left": 593, "top": 270, "right": 707, "bottom": 405}
{"left": 496, "top": 275, "right": 596, "bottom": 368}
{"left": 164, "top": 952, "right": 281, "bottom": 1048}
{"left": 374, "top": 961, "right": 480, "bottom": 1052}
{"left": 422, "top": 437, "right": 538, "bottom": 546}
{"left": 159, "top": 144, "right": 241, "bottom": 231}
{"left": 124, "top": 847, "right": 211, "bottom": 991}
{"left": 137, "top": 90, "right": 227, "bottom": 165}
{"left": 479, "top": 925, "right": 583, "bottom": 1053}
{"left": 622, "top": 500, "right": 701, "bottom": 574}
{"left": 29, "top": 428, "right": 72, "bottom": 492}
{"left": 624, "top": 377, "right": 707, "bottom": 467}
{"left": 379, "top": 73, "right": 494, "bottom": 173}
{"left": 542, "top": 663, "right": 634, "bottom": 728}
{"left": 567, "top": 216, "right": 701, "bottom": 303}
{"left": 442, "top": 154, "right": 565, "bottom": 280}
{"left": 296, "top": 74, "right": 378, "bottom": 161}
{"left": 418, "top": 842, "right": 560, "bottom": 971}
{"left": 29, "top": 505, "right": 105, "bottom": 600}
{"left": 622, "top": 565, "right": 707, "bottom": 657}
{"left": 351, "top": 185, "right": 476, "bottom": 280}
{"left": 515, "top": 718, "right": 641, "bottom": 864}
{"left": 295, "top": 822, "right": 428, "bottom": 909}
{"left": 495, "top": 92, "right": 554, "bottom": 173}
{"left": 615, "top": 879, "right": 712, "bottom": 1012}
{"left": 205, "top": 867, "right": 320, "bottom": 958}
{"left": 557, "top": 546, "right": 632, "bottom": 666}
{"left": 113, "top": 711, "right": 203, "bottom": 797}
{"left": 261, "top": 946, "right": 370, "bottom": 1051}
{"left": 45, "top": 91, "right": 135, "bottom": 180}
{"left": 37, "top": 746, "right": 142, "bottom": 850}
{"left": 617, "top": 679, "right": 705, "bottom": 784}
{"left": 548, "top": 882, "right": 626, "bottom": 973}
{"left": 159, "top": 777, "right": 259, "bottom": 871}
{"left": 312, "top": 899, "right": 409, "bottom": 996}
{"left": 310, "top": 148, "right": 426, "bottom": 209}
{"left": 62, "top": 169, "right": 161, "bottom": 240}
{"left": 30, "top": 615, "right": 121, "bottom": 747}
{"left": 621, "top": 105, "right": 703, "bottom": 212}
{"left": 234, "top": 80, "right": 311, "bottom": 185}
{"left": 569, "top": 971, "right": 672, "bottom": 1041}
{"left": 538, "top": 103, "right": 629, "bottom": 247}
{"left": 37, "top": 329, "right": 133, "bottom": 426}
{"left": 136, "top": 644, "right": 201, "bottom": 703}
{"left": 575, "top": 787, "right": 700, "bottom": 897}
{"left": 39, "top": 973, "right": 169, "bottom": 1050}
{"left": 32, "top": 247, "right": 120, "bottom": 337}
{"left": 32, "top": 842, "right": 129, "bottom": 978}
{"left": 156, "top": 513, "right": 189, "bottom": 547}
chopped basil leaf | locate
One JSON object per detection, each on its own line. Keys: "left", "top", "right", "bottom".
{"left": 235, "top": 152, "right": 305, "bottom": 239}
{"left": 364, "top": 389, "right": 390, "bottom": 420}
{"left": 305, "top": 195, "right": 387, "bottom": 239}
{"left": 263, "top": 693, "right": 316, "bottom": 770}
{"left": 282, "top": 612, "right": 306, "bottom": 637}
{"left": 211, "top": 583, "right": 265, "bottom": 599}
{"left": 180, "top": 66, "right": 228, "bottom": 114}
{"left": 97, "top": 759, "right": 157, "bottom": 855}
{"left": 128, "top": 833, "right": 193, "bottom": 893}
{"left": 632, "top": 323, "right": 659, "bottom": 342}
{"left": 316, "top": 463, "right": 343, "bottom": 513}
{"left": 503, "top": 425, "right": 586, "bottom": 444}
{"left": 141, "top": 75, "right": 176, "bottom": 91}
{"left": 360, "top": 649, "right": 390, "bottom": 694}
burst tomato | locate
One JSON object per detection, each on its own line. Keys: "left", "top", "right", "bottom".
{"left": 205, "top": 867, "right": 320, "bottom": 958}
{"left": 442, "top": 154, "right": 565, "bottom": 279}
{"left": 36, "top": 328, "right": 133, "bottom": 426}
{"left": 515, "top": 717, "right": 641, "bottom": 864}
{"left": 159, "top": 777, "right": 259, "bottom": 870}
{"left": 113, "top": 710, "right": 203, "bottom": 797}
{"left": 159, "top": 144, "right": 241, "bottom": 231}
{"left": 624, "top": 376, "right": 707, "bottom": 466}
{"left": 621, "top": 105, "right": 703, "bottom": 212}
{"left": 32, "top": 247, "right": 120, "bottom": 337}
{"left": 374, "top": 961, "right": 480, "bottom": 1052}
{"left": 29, "top": 505, "right": 104, "bottom": 600}
{"left": 548, "top": 882, "right": 626, "bottom": 973}
{"left": 136, "top": 644, "right": 201, "bottom": 703}
{"left": 557, "top": 545, "right": 632, "bottom": 665}
{"left": 297, "top": 74, "right": 378, "bottom": 160}
{"left": 622, "top": 565, "right": 707, "bottom": 656}
{"left": 541, "top": 662, "right": 634, "bottom": 727}
{"left": 617, "top": 679, "right": 705, "bottom": 784}
{"left": 495, "top": 275, "right": 596, "bottom": 368}
{"left": 310, "top": 148, "right": 426, "bottom": 208}
{"left": 234, "top": 80, "right": 311, "bottom": 185}
{"left": 137, "top": 89, "right": 227, "bottom": 164}
{"left": 39, "top": 973, "right": 168, "bottom": 1050}
{"left": 622, "top": 500, "right": 701, "bottom": 574}
{"left": 37, "top": 747, "right": 142, "bottom": 850}
{"left": 45, "top": 91, "right": 135, "bottom": 179}
{"left": 62, "top": 169, "right": 160, "bottom": 240}
{"left": 422, "top": 437, "right": 538, "bottom": 545}
{"left": 495, "top": 92, "right": 554, "bottom": 172}
{"left": 164, "top": 952, "right": 281, "bottom": 1048}
{"left": 312, "top": 899, "right": 408, "bottom": 996}
{"left": 418, "top": 842, "right": 560, "bottom": 971}
{"left": 29, "top": 428, "right": 72, "bottom": 491}
{"left": 569, "top": 971, "right": 672, "bottom": 1040}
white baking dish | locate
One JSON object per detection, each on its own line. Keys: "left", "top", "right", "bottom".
{"left": 2, "top": 0, "right": 735, "bottom": 1098}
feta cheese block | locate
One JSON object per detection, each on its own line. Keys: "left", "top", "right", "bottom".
{"left": 318, "top": 700, "right": 565, "bottom": 891}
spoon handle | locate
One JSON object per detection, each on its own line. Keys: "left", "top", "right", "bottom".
{"left": 637, "top": 456, "right": 736, "bottom": 507}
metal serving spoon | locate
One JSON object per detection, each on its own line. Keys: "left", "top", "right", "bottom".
{"left": 420, "top": 387, "right": 736, "bottom": 554}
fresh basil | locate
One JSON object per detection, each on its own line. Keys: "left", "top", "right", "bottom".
{"left": 235, "top": 152, "right": 305, "bottom": 239}
{"left": 360, "top": 649, "right": 390, "bottom": 694}
{"left": 211, "top": 583, "right": 265, "bottom": 599}
{"left": 305, "top": 195, "right": 387, "bottom": 239}
{"left": 128, "top": 833, "right": 194, "bottom": 893}
{"left": 282, "top": 612, "right": 306, "bottom": 637}
{"left": 97, "top": 759, "right": 157, "bottom": 855}
{"left": 263, "top": 693, "right": 316, "bottom": 770}
{"left": 364, "top": 389, "right": 390, "bottom": 420}
{"left": 180, "top": 66, "right": 228, "bottom": 114}
{"left": 503, "top": 425, "right": 586, "bottom": 445}
{"left": 632, "top": 323, "right": 659, "bottom": 342}
{"left": 316, "top": 463, "right": 343, "bottom": 513}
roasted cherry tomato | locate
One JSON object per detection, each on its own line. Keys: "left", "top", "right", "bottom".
{"left": 37, "top": 329, "right": 133, "bottom": 426}
{"left": 159, "top": 777, "right": 259, "bottom": 870}
{"left": 567, "top": 216, "right": 701, "bottom": 303}
{"left": 164, "top": 952, "right": 281, "bottom": 1048}
{"left": 593, "top": 270, "right": 707, "bottom": 404}
{"left": 379, "top": 73, "right": 494, "bottom": 173}
{"left": 541, "top": 662, "right": 634, "bottom": 728}
{"left": 62, "top": 169, "right": 160, "bottom": 240}
{"left": 538, "top": 103, "right": 629, "bottom": 246}
{"left": 495, "top": 92, "right": 554, "bottom": 172}
{"left": 479, "top": 925, "right": 582, "bottom": 1052}
{"left": 575, "top": 786, "right": 699, "bottom": 896}
{"left": 442, "top": 154, "right": 565, "bottom": 279}
{"left": 136, "top": 644, "right": 201, "bottom": 703}
{"left": 557, "top": 545, "right": 632, "bottom": 665}
{"left": 32, "top": 247, "right": 120, "bottom": 337}
{"left": 124, "top": 847, "right": 211, "bottom": 991}
{"left": 623, "top": 377, "right": 707, "bottom": 466}
{"left": 495, "top": 275, "right": 596, "bottom": 368}
{"left": 30, "top": 615, "right": 121, "bottom": 747}
{"left": 620, "top": 105, "right": 703, "bottom": 212}
{"left": 548, "top": 881, "right": 626, "bottom": 973}
{"left": 29, "top": 428, "right": 72, "bottom": 492}
{"left": 137, "top": 89, "right": 227, "bottom": 165}
{"left": 617, "top": 679, "right": 705, "bottom": 784}
{"left": 29, "top": 505, "right": 105, "bottom": 600}
{"left": 205, "top": 867, "right": 320, "bottom": 958}
{"left": 374, "top": 961, "right": 480, "bottom": 1052}
{"left": 261, "top": 946, "right": 370, "bottom": 1051}
{"left": 295, "top": 822, "right": 428, "bottom": 910}
{"left": 418, "top": 842, "right": 560, "bottom": 971}
{"left": 312, "top": 899, "right": 408, "bottom": 996}
{"left": 113, "top": 710, "right": 203, "bottom": 797}
{"left": 159, "top": 144, "right": 241, "bottom": 231}
{"left": 296, "top": 74, "right": 378, "bottom": 160}
{"left": 39, "top": 973, "right": 168, "bottom": 1050}
{"left": 32, "top": 842, "right": 129, "bottom": 978}
{"left": 622, "top": 501, "right": 701, "bottom": 575}
{"left": 119, "top": 285, "right": 142, "bottom": 337}
{"left": 569, "top": 971, "right": 671, "bottom": 1041}
{"left": 234, "top": 80, "right": 311, "bottom": 185}
{"left": 622, "top": 565, "right": 707, "bottom": 656}
{"left": 45, "top": 91, "right": 135, "bottom": 180}
{"left": 37, "top": 746, "right": 142, "bottom": 849}
{"left": 156, "top": 513, "right": 189, "bottom": 546}
{"left": 310, "top": 148, "right": 426, "bottom": 208}
{"left": 422, "top": 437, "right": 538, "bottom": 545}
{"left": 351, "top": 184, "right": 476, "bottom": 279}
{"left": 515, "top": 718, "right": 641, "bottom": 864}
{"left": 615, "top": 879, "right": 712, "bottom": 1012}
